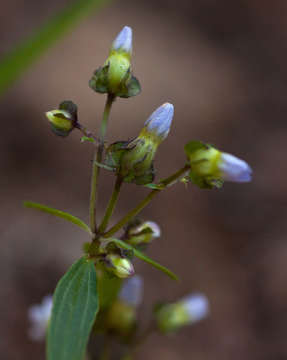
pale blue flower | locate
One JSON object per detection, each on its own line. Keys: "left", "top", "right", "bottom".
{"left": 28, "top": 295, "right": 53, "bottom": 341}
{"left": 144, "top": 103, "right": 174, "bottom": 140}
{"left": 219, "top": 153, "right": 252, "bottom": 183}
{"left": 180, "top": 293, "right": 210, "bottom": 323}
{"left": 112, "top": 26, "right": 132, "bottom": 54}
{"left": 119, "top": 275, "right": 143, "bottom": 307}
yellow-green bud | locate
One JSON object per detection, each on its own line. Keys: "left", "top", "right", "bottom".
{"left": 89, "top": 26, "right": 141, "bottom": 98}
{"left": 126, "top": 220, "right": 161, "bottom": 246}
{"left": 106, "top": 254, "right": 135, "bottom": 279}
{"left": 156, "top": 293, "right": 209, "bottom": 334}
{"left": 105, "top": 301, "right": 136, "bottom": 336}
{"left": 45, "top": 100, "right": 78, "bottom": 137}
{"left": 105, "top": 103, "right": 174, "bottom": 185}
{"left": 185, "top": 141, "right": 252, "bottom": 188}
{"left": 46, "top": 110, "right": 74, "bottom": 137}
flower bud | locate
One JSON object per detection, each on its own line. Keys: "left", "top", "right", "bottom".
{"left": 126, "top": 220, "right": 161, "bottom": 246}
{"left": 184, "top": 141, "right": 252, "bottom": 188}
{"left": 142, "top": 103, "right": 174, "bottom": 143}
{"left": 156, "top": 293, "right": 209, "bottom": 334}
{"left": 106, "top": 254, "right": 135, "bottom": 279}
{"left": 119, "top": 275, "right": 143, "bottom": 307}
{"left": 105, "top": 301, "right": 136, "bottom": 336}
{"left": 105, "top": 276, "right": 143, "bottom": 336}
{"left": 28, "top": 295, "right": 53, "bottom": 341}
{"left": 111, "top": 26, "right": 132, "bottom": 55}
{"left": 105, "top": 103, "right": 174, "bottom": 185}
{"left": 45, "top": 100, "right": 77, "bottom": 137}
{"left": 89, "top": 26, "right": 141, "bottom": 98}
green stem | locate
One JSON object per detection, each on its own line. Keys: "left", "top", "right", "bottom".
{"left": 89, "top": 94, "right": 115, "bottom": 234}
{"left": 99, "top": 176, "right": 123, "bottom": 233}
{"left": 104, "top": 164, "right": 190, "bottom": 238}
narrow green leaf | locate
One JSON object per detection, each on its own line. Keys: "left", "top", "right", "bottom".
{"left": 47, "top": 257, "right": 99, "bottom": 360}
{"left": 24, "top": 201, "right": 92, "bottom": 235}
{"left": 81, "top": 136, "right": 95, "bottom": 143}
{"left": 110, "top": 238, "right": 178, "bottom": 281}
{"left": 0, "top": 0, "right": 112, "bottom": 95}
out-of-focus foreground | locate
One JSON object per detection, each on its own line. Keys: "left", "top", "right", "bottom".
{"left": 1, "top": 1, "right": 287, "bottom": 359}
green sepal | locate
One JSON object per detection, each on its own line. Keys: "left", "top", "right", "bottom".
{"left": 144, "top": 183, "right": 165, "bottom": 190}
{"left": 89, "top": 64, "right": 110, "bottom": 94}
{"left": 117, "top": 75, "right": 141, "bottom": 98}
{"left": 184, "top": 140, "right": 210, "bottom": 157}
{"left": 105, "top": 141, "right": 130, "bottom": 169}
{"left": 184, "top": 141, "right": 223, "bottom": 189}
{"left": 109, "top": 238, "right": 178, "bottom": 281}
{"left": 24, "top": 201, "right": 92, "bottom": 235}
{"left": 59, "top": 100, "right": 78, "bottom": 121}
{"left": 47, "top": 257, "right": 99, "bottom": 360}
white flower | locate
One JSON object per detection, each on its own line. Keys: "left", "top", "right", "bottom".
{"left": 119, "top": 275, "right": 143, "bottom": 307}
{"left": 144, "top": 103, "right": 174, "bottom": 140}
{"left": 218, "top": 153, "right": 252, "bottom": 182}
{"left": 28, "top": 295, "right": 53, "bottom": 341}
{"left": 112, "top": 26, "right": 133, "bottom": 54}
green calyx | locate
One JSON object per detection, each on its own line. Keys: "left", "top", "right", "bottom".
{"left": 105, "top": 137, "right": 157, "bottom": 185}
{"left": 184, "top": 141, "right": 224, "bottom": 189}
{"left": 156, "top": 303, "right": 190, "bottom": 334}
{"left": 89, "top": 51, "right": 141, "bottom": 98}
{"left": 105, "top": 300, "right": 136, "bottom": 336}
{"left": 46, "top": 100, "right": 78, "bottom": 137}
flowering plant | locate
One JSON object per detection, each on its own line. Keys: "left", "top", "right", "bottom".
{"left": 26, "top": 26, "right": 252, "bottom": 360}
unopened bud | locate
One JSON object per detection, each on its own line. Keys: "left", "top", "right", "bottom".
{"left": 89, "top": 26, "right": 141, "bottom": 98}
{"left": 156, "top": 293, "right": 209, "bottom": 334}
{"left": 185, "top": 141, "right": 252, "bottom": 188}
{"left": 45, "top": 100, "right": 77, "bottom": 137}
{"left": 107, "top": 103, "right": 174, "bottom": 185}
{"left": 107, "top": 254, "right": 135, "bottom": 279}
{"left": 142, "top": 103, "right": 174, "bottom": 143}
{"left": 111, "top": 26, "right": 132, "bottom": 55}
{"left": 105, "top": 301, "right": 136, "bottom": 336}
{"left": 127, "top": 220, "right": 161, "bottom": 246}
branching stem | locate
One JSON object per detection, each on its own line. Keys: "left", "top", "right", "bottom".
{"left": 104, "top": 164, "right": 190, "bottom": 238}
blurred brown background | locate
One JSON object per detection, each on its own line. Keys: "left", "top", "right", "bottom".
{"left": 1, "top": 0, "right": 287, "bottom": 359}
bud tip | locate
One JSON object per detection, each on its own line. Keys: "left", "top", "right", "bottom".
{"left": 112, "top": 26, "right": 133, "bottom": 54}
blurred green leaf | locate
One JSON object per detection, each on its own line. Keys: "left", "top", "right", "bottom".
{"left": 24, "top": 201, "right": 92, "bottom": 235}
{"left": 0, "top": 0, "right": 111, "bottom": 95}
{"left": 47, "top": 257, "right": 99, "bottom": 360}
{"left": 110, "top": 238, "right": 178, "bottom": 281}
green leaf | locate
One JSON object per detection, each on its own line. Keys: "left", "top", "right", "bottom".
{"left": 81, "top": 136, "right": 95, "bottom": 143}
{"left": 24, "top": 201, "right": 92, "bottom": 235}
{"left": 110, "top": 238, "right": 178, "bottom": 281}
{"left": 47, "top": 257, "right": 99, "bottom": 360}
{"left": 0, "top": 0, "right": 112, "bottom": 95}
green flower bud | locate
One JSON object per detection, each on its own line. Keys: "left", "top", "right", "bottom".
{"left": 126, "top": 220, "right": 161, "bottom": 246}
{"left": 156, "top": 293, "right": 209, "bottom": 334}
{"left": 105, "top": 301, "right": 136, "bottom": 336}
{"left": 106, "top": 254, "right": 135, "bottom": 279}
{"left": 45, "top": 100, "right": 77, "bottom": 137}
{"left": 184, "top": 141, "right": 252, "bottom": 189}
{"left": 105, "top": 103, "right": 174, "bottom": 185}
{"left": 89, "top": 26, "right": 141, "bottom": 98}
